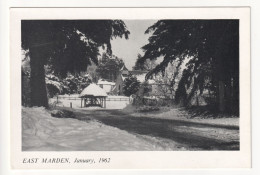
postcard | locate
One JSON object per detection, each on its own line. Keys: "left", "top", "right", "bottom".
{"left": 10, "top": 7, "right": 251, "bottom": 169}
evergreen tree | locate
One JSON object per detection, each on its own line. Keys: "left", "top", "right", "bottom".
{"left": 139, "top": 20, "right": 239, "bottom": 114}
{"left": 22, "top": 20, "right": 130, "bottom": 107}
{"left": 96, "top": 54, "right": 125, "bottom": 82}
{"left": 123, "top": 74, "right": 141, "bottom": 96}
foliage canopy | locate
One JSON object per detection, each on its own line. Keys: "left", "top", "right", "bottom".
{"left": 22, "top": 20, "right": 130, "bottom": 107}
{"left": 139, "top": 20, "right": 239, "bottom": 114}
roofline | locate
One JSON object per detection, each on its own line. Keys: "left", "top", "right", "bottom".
{"left": 97, "top": 83, "right": 115, "bottom": 85}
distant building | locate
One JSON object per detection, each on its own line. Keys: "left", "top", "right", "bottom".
{"left": 114, "top": 65, "right": 174, "bottom": 98}
{"left": 114, "top": 65, "right": 152, "bottom": 95}
{"left": 97, "top": 79, "right": 116, "bottom": 95}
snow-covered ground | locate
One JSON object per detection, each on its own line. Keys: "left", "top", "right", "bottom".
{"left": 122, "top": 105, "right": 239, "bottom": 127}
{"left": 22, "top": 105, "right": 239, "bottom": 151}
{"left": 49, "top": 95, "right": 130, "bottom": 110}
{"left": 22, "top": 107, "right": 167, "bottom": 151}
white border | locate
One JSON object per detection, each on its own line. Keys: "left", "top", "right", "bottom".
{"left": 1, "top": 0, "right": 259, "bottom": 173}
{"left": 9, "top": 8, "right": 250, "bottom": 170}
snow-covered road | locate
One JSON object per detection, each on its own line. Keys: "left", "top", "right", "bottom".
{"left": 72, "top": 108, "right": 239, "bottom": 150}
{"left": 22, "top": 106, "right": 239, "bottom": 151}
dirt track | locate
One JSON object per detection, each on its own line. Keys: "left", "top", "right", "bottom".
{"left": 61, "top": 107, "right": 239, "bottom": 150}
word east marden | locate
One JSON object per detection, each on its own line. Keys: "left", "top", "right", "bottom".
{"left": 23, "top": 158, "right": 110, "bottom": 164}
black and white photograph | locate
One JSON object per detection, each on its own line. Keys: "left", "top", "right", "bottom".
{"left": 21, "top": 19, "right": 240, "bottom": 151}
{"left": 9, "top": 8, "right": 251, "bottom": 169}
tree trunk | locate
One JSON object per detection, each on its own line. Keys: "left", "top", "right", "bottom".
{"left": 232, "top": 74, "right": 240, "bottom": 115}
{"left": 225, "top": 77, "right": 232, "bottom": 113}
{"left": 218, "top": 80, "right": 225, "bottom": 112}
{"left": 29, "top": 47, "right": 49, "bottom": 107}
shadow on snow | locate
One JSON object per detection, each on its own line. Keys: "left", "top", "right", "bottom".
{"left": 70, "top": 108, "right": 239, "bottom": 150}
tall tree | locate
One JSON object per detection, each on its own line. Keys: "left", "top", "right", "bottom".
{"left": 22, "top": 20, "right": 129, "bottom": 107}
{"left": 133, "top": 54, "right": 156, "bottom": 71}
{"left": 153, "top": 61, "right": 182, "bottom": 99}
{"left": 139, "top": 20, "right": 239, "bottom": 114}
{"left": 96, "top": 54, "right": 125, "bottom": 82}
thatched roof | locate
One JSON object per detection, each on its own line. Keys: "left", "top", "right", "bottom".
{"left": 79, "top": 83, "right": 107, "bottom": 97}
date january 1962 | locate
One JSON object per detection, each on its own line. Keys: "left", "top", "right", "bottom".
{"left": 22, "top": 158, "right": 110, "bottom": 164}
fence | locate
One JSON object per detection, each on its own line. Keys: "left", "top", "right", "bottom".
{"left": 55, "top": 96, "right": 130, "bottom": 102}
{"left": 56, "top": 96, "right": 81, "bottom": 101}
{"left": 53, "top": 95, "right": 174, "bottom": 108}
{"left": 105, "top": 97, "right": 130, "bottom": 101}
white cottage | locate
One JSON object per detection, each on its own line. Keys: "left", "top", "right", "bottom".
{"left": 97, "top": 79, "right": 116, "bottom": 95}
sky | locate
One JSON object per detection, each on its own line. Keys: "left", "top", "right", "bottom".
{"left": 110, "top": 20, "right": 157, "bottom": 70}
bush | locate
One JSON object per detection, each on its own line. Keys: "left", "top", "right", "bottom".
{"left": 51, "top": 109, "right": 76, "bottom": 119}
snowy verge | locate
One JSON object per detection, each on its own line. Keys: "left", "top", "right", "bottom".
{"left": 121, "top": 104, "right": 239, "bottom": 127}
{"left": 22, "top": 107, "right": 168, "bottom": 151}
